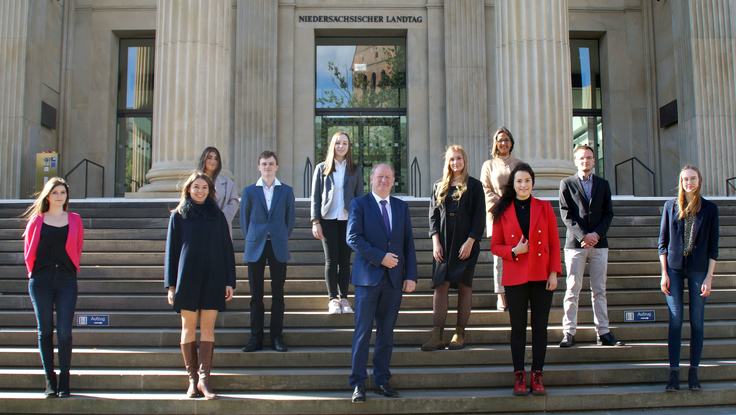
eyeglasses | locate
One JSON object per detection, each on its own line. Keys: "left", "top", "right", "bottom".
{"left": 496, "top": 139, "right": 511, "bottom": 143}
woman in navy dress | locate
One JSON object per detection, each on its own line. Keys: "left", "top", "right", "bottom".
{"left": 165, "top": 172, "right": 236, "bottom": 399}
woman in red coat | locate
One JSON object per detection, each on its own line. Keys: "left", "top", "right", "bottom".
{"left": 490, "top": 163, "right": 561, "bottom": 396}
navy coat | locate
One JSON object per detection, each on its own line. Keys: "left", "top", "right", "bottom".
{"left": 165, "top": 198, "right": 237, "bottom": 312}
{"left": 658, "top": 197, "right": 719, "bottom": 272}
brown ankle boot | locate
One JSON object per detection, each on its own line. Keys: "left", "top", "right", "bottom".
{"left": 421, "top": 327, "right": 445, "bottom": 351}
{"left": 448, "top": 327, "right": 466, "bottom": 350}
{"left": 181, "top": 342, "right": 199, "bottom": 398}
{"left": 197, "top": 341, "right": 217, "bottom": 399}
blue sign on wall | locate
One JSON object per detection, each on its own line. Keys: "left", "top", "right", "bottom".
{"left": 77, "top": 315, "right": 109, "bottom": 326}
{"left": 624, "top": 310, "right": 655, "bottom": 322}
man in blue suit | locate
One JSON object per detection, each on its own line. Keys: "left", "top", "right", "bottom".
{"left": 346, "top": 163, "right": 417, "bottom": 403}
{"left": 240, "top": 151, "right": 295, "bottom": 353}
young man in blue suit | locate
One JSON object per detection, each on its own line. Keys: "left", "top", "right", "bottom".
{"left": 346, "top": 163, "right": 418, "bottom": 403}
{"left": 239, "top": 151, "right": 296, "bottom": 353}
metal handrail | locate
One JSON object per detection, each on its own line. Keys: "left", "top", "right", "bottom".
{"left": 303, "top": 157, "right": 313, "bottom": 198}
{"left": 727, "top": 177, "right": 736, "bottom": 197}
{"left": 64, "top": 158, "right": 105, "bottom": 198}
{"left": 614, "top": 157, "right": 655, "bottom": 196}
{"left": 410, "top": 157, "right": 421, "bottom": 197}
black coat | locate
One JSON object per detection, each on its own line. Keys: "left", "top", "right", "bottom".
{"left": 164, "top": 198, "right": 237, "bottom": 312}
{"left": 429, "top": 176, "right": 485, "bottom": 288}
{"left": 558, "top": 174, "right": 614, "bottom": 249}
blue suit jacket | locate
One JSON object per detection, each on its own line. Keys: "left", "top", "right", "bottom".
{"left": 239, "top": 182, "right": 296, "bottom": 263}
{"left": 658, "top": 197, "right": 719, "bottom": 272}
{"left": 346, "top": 193, "right": 418, "bottom": 288}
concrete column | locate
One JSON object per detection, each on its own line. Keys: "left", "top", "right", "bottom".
{"left": 673, "top": 0, "right": 736, "bottom": 195}
{"left": 443, "top": 0, "right": 489, "bottom": 175}
{"left": 495, "top": 0, "right": 575, "bottom": 193}
{"left": 234, "top": 0, "right": 278, "bottom": 187}
{"left": 0, "top": 0, "right": 29, "bottom": 198}
{"left": 139, "top": 0, "right": 232, "bottom": 194}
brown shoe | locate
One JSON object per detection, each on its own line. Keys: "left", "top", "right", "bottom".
{"left": 421, "top": 327, "right": 445, "bottom": 351}
{"left": 197, "top": 341, "right": 217, "bottom": 400}
{"left": 181, "top": 341, "right": 199, "bottom": 398}
{"left": 448, "top": 327, "right": 465, "bottom": 350}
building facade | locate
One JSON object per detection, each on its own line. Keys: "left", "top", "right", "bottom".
{"left": 1, "top": 0, "right": 735, "bottom": 199}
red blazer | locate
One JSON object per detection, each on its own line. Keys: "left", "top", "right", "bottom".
{"left": 491, "top": 197, "right": 561, "bottom": 286}
{"left": 24, "top": 212, "right": 84, "bottom": 278}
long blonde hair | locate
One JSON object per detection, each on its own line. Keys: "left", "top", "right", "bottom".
{"left": 434, "top": 145, "right": 469, "bottom": 206}
{"left": 323, "top": 131, "right": 357, "bottom": 176}
{"left": 677, "top": 165, "right": 702, "bottom": 220}
{"left": 172, "top": 172, "right": 217, "bottom": 214}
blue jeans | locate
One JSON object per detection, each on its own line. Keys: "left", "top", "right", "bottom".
{"left": 665, "top": 266, "right": 707, "bottom": 369}
{"left": 28, "top": 268, "right": 78, "bottom": 375}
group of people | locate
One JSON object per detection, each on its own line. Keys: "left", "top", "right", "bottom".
{"left": 21, "top": 129, "right": 719, "bottom": 401}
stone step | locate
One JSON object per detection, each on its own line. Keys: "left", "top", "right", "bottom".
{"left": 2, "top": 340, "right": 735, "bottom": 368}
{"left": 1, "top": 322, "right": 734, "bottom": 347}
{"left": 1, "top": 382, "right": 736, "bottom": 414}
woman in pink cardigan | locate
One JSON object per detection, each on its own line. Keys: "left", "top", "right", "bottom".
{"left": 23, "top": 177, "right": 84, "bottom": 398}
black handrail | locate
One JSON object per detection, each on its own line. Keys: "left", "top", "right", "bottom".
{"left": 64, "top": 159, "right": 105, "bottom": 198}
{"left": 614, "top": 157, "right": 655, "bottom": 196}
{"left": 303, "top": 157, "right": 313, "bottom": 198}
{"left": 410, "top": 157, "right": 421, "bottom": 197}
{"left": 727, "top": 177, "right": 736, "bottom": 197}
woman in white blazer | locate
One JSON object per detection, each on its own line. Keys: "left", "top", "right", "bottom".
{"left": 310, "top": 131, "right": 364, "bottom": 314}
{"left": 198, "top": 147, "right": 239, "bottom": 234}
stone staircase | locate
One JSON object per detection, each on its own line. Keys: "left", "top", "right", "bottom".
{"left": 0, "top": 197, "right": 735, "bottom": 414}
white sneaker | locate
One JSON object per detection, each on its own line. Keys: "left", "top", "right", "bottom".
{"left": 328, "top": 298, "right": 342, "bottom": 314}
{"left": 339, "top": 298, "right": 354, "bottom": 314}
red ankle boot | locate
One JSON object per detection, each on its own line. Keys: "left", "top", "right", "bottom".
{"left": 513, "top": 371, "right": 527, "bottom": 396}
{"left": 531, "top": 370, "right": 546, "bottom": 395}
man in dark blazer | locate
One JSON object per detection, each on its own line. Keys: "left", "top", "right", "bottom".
{"left": 559, "top": 145, "right": 623, "bottom": 347}
{"left": 346, "top": 164, "right": 417, "bottom": 403}
{"left": 239, "top": 151, "right": 296, "bottom": 353}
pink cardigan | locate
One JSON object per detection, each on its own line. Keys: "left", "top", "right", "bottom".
{"left": 24, "top": 212, "right": 84, "bottom": 278}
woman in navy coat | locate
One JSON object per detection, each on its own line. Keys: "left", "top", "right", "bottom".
{"left": 165, "top": 172, "right": 236, "bottom": 399}
{"left": 658, "top": 165, "right": 719, "bottom": 392}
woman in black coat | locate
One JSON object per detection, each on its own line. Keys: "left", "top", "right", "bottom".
{"left": 422, "top": 145, "right": 485, "bottom": 351}
{"left": 165, "top": 172, "right": 236, "bottom": 400}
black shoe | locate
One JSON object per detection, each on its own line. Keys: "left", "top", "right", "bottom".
{"left": 351, "top": 385, "right": 366, "bottom": 403}
{"left": 597, "top": 332, "right": 625, "bottom": 346}
{"left": 242, "top": 337, "right": 263, "bottom": 352}
{"left": 57, "top": 371, "right": 70, "bottom": 398}
{"left": 374, "top": 383, "right": 400, "bottom": 398}
{"left": 271, "top": 337, "right": 288, "bottom": 352}
{"left": 559, "top": 333, "right": 575, "bottom": 348}
{"left": 44, "top": 372, "right": 57, "bottom": 398}
{"left": 665, "top": 369, "right": 680, "bottom": 392}
{"left": 688, "top": 367, "right": 701, "bottom": 391}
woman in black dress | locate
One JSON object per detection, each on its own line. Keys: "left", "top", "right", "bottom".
{"left": 165, "top": 172, "right": 236, "bottom": 399}
{"left": 422, "top": 145, "right": 485, "bottom": 351}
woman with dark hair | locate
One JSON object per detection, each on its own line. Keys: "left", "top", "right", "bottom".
{"left": 490, "top": 163, "right": 560, "bottom": 396}
{"left": 165, "top": 172, "right": 236, "bottom": 399}
{"left": 659, "top": 165, "right": 719, "bottom": 392}
{"left": 480, "top": 126, "right": 523, "bottom": 311}
{"left": 310, "top": 131, "right": 364, "bottom": 314}
{"left": 22, "top": 177, "right": 84, "bottom": 398}
{"left": 198, "top": 147, "right": 239, "bottom": 233}
{"left": 422, "top": 145, "right": 485, "bottom": 351}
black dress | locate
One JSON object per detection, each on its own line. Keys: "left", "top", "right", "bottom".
{"left": 429, "top": 176, "right": 486, "bottom": 289}
{"left": 164, "top": 197, "right": 237, "bottom": 312}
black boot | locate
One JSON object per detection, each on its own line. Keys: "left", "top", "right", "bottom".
{"left": 44, "top": 372, "right": 57, "bottom": 398}
{"left": 58, "top": 371, "right": 70, "bottom": 398}
{"left": 665, "top": 368, "right": 679, "bottom": 392}
{"left": 688, "top": 367, "right": 701, "bottom": 391}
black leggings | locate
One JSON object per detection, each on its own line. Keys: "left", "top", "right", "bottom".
{"left": 320, "top": 219, "right": 351, "bottom": 300}
{"left": 504, "top": 281, "right": 554, "bottom": 372}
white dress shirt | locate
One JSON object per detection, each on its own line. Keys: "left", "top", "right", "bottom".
{"left": 324, "top": 159, "right": 348, "bottom": 220}
{"left": 256, "top": 177, "right": 281, "bottom": 211}
{"left": 371, "top": 191, "right": 392, "bottom": 232}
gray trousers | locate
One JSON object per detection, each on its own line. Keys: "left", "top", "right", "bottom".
{"left": 562, "top": 247, "right": 610, "bottom": 335}
{"left": 493, "top": 254, "right": 504, "bottom": 294}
